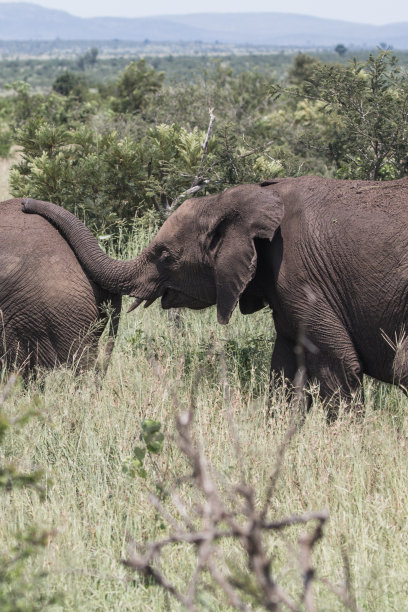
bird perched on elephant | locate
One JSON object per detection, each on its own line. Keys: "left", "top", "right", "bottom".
{"left": 22, "top": 175, "right": 408, "bottom": 411}
{"left": 0, "top": 198, "right": 121, "bottom": 375}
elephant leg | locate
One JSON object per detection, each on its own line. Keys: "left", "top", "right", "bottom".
{"left": 270, "top": 332, "right": 325, "bottom": 417}
{"left": 268, "top": 334, "right": 300, "bottom": 416}
{"left": 269, "top": 327, "right": 364, "bottom": 420}
{"left": 270, "top": 333, "right": 298, "bottom": 385}
{"left": 305, "top": 341, "right": 364, "bottom": 421}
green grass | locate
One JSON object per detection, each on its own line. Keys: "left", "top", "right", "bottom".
{"left": 1, "top": 232, "right": 408, "bottom": 609}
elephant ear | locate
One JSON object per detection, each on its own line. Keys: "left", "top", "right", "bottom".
{"left": 208, "top": 185, "right": 284, "bottom": 324}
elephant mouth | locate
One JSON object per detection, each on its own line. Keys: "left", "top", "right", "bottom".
{"left": 127, "top": 289, "right": 210, "bottom": 313}
{"left": 161, "top": 288, "right": 210, "bottom": 310}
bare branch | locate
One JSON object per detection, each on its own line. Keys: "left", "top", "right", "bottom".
{"left": 192, "top": 107, "right": 216, "bottom": 188}
{"left": 168, "top": 108, "right": 216, "bottom": 212}
{"left": 122, "top": 363, "right": 354, "bottom": 611}
{"left": 168, "top": 180, "right": 211, "bottom": 211}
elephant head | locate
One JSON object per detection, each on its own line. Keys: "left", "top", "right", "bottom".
{"left": 131, "top": 184, "right": 284, "bottom": 323}
{"left": 23, "top": 184, "right": 284, "bottom": 324}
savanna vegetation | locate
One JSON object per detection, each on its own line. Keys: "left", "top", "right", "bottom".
{"left": 1, "top": 47, "right": 408, "bottom": 610}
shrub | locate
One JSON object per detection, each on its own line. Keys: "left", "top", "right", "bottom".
{"left": 294, "top": 51, "right": 408, "bottom": 179}
{"left": 10, "top": 116, "right": 284, "bottom": 229}
{"left": 52, "top": 71, "right": 87, "bottom": 99}
{"left": 111, "top": 60, "right": 164, "bottom": 114}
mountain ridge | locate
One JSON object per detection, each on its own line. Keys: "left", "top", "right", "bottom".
{"left": 0, "top": 3, "right": 407, "bottom": 48}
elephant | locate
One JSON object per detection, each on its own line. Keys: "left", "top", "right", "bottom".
{"left": 22, "top": 175, "right": 408, "bottom": 410}
{"left": 0, "top": 198, "right": 121, "bottom": 375}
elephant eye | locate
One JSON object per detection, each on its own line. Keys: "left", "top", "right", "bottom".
{"left": 159, "top": 248, "right": 174, "bottom": 264}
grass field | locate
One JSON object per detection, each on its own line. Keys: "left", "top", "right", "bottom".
{"left": 1, "top": 199, "right": 408, "bottom": 610}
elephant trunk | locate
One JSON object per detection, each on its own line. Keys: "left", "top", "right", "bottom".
{"left": 22, "top": 199, "right": 144, "bottom": 295}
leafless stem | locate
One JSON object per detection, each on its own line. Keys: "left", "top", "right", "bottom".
{"left": 169, "top": 108, "right": 215, "bottom": 211}
{"left": 123, "top": 354, "right": 355, "bottom": 610}
{"left": 192, "top": 107, "right": 216, "bottom": 188}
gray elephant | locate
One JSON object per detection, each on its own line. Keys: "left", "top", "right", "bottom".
{"left": 22, "top": 175, "right": 408, "bottom": 409}
{"left": 0, "top": 198, "right": 121, "bottom": 374}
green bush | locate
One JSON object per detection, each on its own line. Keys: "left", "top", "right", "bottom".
{"left": 111, "top": 59, "right": 164, "bottom": 114}
{"left": 8, "top": 50, "right": 407, "bottom": 235}
{"left": 286, "top": 51, "right": 408, "bottom": 179}
{"left": 0, "top": 125, "right": 12, "bottom": 157}
{"left": 52, "top": 70, "right": 88, "bottom": 99}
{"left": 10, "top": 115, "right": 284, "bottom": 229}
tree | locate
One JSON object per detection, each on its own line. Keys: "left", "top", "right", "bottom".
{"left": 301, "top": 51, "right": 408, "bottom": 179}
{"left": 111, "top": 59, "right": 164, "bottom": 114}
{"left": 77, "top": 46, "right": 98, "bottom": 70}
{"left": 334, "top": 43, "right": 347, "bottom": 57}
{"left": 52, "top": 71, "right": 87, "bottom": 99}
{"left": 287, "top": 53, "right": 320, "bottom": 85}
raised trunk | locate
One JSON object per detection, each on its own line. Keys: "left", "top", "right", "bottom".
{"left": 22, "top": 199, "right": 143, "bottom": 295}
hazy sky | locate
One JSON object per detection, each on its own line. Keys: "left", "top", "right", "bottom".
{"left": 4, "top": 0, "right": 408, "bottom": 25}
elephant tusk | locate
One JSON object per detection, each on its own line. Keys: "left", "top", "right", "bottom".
{"left": 143, "top": 297, "right": 156, "bottom": 309}
{"left": 127, "top": 297, "right": 143, "bottom": 313}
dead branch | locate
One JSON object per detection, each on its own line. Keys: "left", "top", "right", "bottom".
{"left": 123, "top": 398, "right": 355, "bottom": 610}
{"left": 192, "top": 107, "right": 216, "bottom": 188}
{"left": 169, "top": 108, "right": 215, "bottom": 211}
{"left": 123, "top": 353, "right": 356, "bottom": 610}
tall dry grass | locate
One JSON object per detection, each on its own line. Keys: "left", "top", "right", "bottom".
{"left": 1, "top": 222, "right": 408, "bottom": 610}
{"left": 1, "top": 301, "right": 408, "bottom": 610}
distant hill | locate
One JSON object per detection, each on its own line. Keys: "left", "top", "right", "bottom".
{"left": 0, "top": 3, "right": 407, "bottom": 49}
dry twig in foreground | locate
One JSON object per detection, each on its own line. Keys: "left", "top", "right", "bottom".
{"left": 123, "top": 374, "right": 357, "bottom": 610}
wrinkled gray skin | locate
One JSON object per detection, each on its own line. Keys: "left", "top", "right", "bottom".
{"left": 23, "top": 176, "right": 408, "bottom": 412}
{"left": 0, "top": 198, "right": 121, "bottom": 374}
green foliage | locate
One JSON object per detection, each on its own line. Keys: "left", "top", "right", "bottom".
{"left": 52, "top": 70, "right": 87, "bottom": 99}
{"left": 0, "top": 528, "right": 60, "bottom": 612}
{"left": 300, "top": 51, "right": 408, "bottom": 179}
{"left": 8, "top": 81, "right": 97, "bottom": 128}
{"left": 334, "top": 43, "right": 348, "bottom": 57}
{"left": 5, "top": 49, "right": 408, "bottom": 234}
{"left": 141, "top": 420, "right": 165, "bottom": 454}
{"left": 122, "top": 420, "right": 164, "bottom": 479}
{"left": 0, "top": 386, "right": 44, "bottom": 495}
{"left": 0, "top": 100, "right": 12, "bottom": 157}
{"left": 77, "top": 47, "right": 98, "bottom": 71}
{"left": 287, "top": 53, "right": 321, "bottom": 85}
{"left": 0, "top": 46, "right": 406, "bottom": 94}
{"left": 111, "top": 60, "right": 164, "bottom": 114}
{"left": 11, "top": 122, "right": 145, "bottom": 225}
{"left": 10, "top": 112, "right": 284, "bottom": 228}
